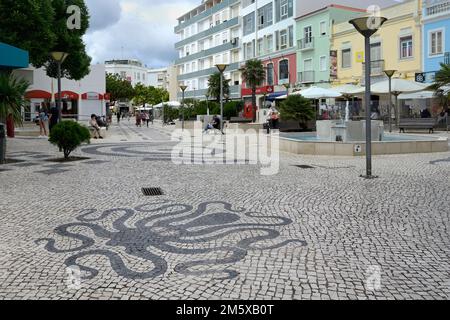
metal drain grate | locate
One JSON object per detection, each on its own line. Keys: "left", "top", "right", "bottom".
{"left": 294, "top": 165, "right": 315, "bottom": 169}
{"left": 142, "top": 187, "right": 164, "bottom": 196}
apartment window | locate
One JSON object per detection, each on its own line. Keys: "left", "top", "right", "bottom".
{"left": 288, "top": 26, "right": 294, "bottom": 48}
{"left": 243, "top": 12, "right": 255, "bottom": 36}
{"left": 304, "top": 26, "right": 312, "bottom": 43}
{"left": 342, "top": 48, "right": 351, "bottom": 68}
{"left": 320, "top": 56, "right": 327, "bottom": 71}
{"left": 430, "top": 29, "right": 444, "bottom": 56}
{"left": 222, "top": 32, "right": 228, "bottom": 44}
{"left": 242, "top": 0, "right": 256, "bottom": 9}
{"left": 280, "top": 29, "right": 288, "bottom": 49}
{"left": 275, "top": 0, "right": 293, "bottom": 22}
{"left": 258, "top": 3, "right": 273, "bottom": 30}
{"left": 371, "top": 42, "right": 382, "bottom": 61}
{"left": 244, "top": 42, "right": 254, "bottom": 60}
{"left": 279, "top": 59, "right": 289, "bottom": 81}
{"left": 266, "top": 35, "right": 274, "bottom": 53}
{"left": 257, "top": 38, "right": 264, "bottom": 56}
{"left": 120, "top": 71, "right": 126, "bottom": 79}
{"left": 267, "top": 63, "right": 274, "bottom": 85}
{"left": 400, "top": 36, "right": 413, "bottom": 59}
{"left": 320, "top": 21, "right": 327, "bottom": 36}
{"left": 214, "top": 34, "right": 221, "bottom": 46}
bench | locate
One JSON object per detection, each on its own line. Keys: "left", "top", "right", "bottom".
{"left": 399, "top": 118, "right": 436, "bottom": 134}
{"left": 87, "top": 125, "right": 107, "bottom": 138}
{"left": 229, "top": 117, "right": 252, "bottom": 123}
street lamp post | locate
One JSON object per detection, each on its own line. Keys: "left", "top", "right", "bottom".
{"left": 179, "top": 85, "right": 188, "bottom": 131}
{"left": 50, "top": 52, "right": 69, "bottom": 122}
{"left": 205, "top": 94, "right": 210, "bottom": 116}
{"left": 384, "top": 70, "right": 396, "bottom": 133}
{"left": 216, "top": 64, "right": 228, "bottom": 132}
{"left": 350, "top": 16, "right": 387, "bottom": 179}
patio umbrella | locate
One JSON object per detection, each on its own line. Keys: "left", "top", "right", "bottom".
{"left": 398, "top": 91, "right": 435, "bottom": 100}
{"left": 371, "top": 79, "right": 428, "bottom": 126}
{"left": 333, "top": 84, "right": 365, "bottom": 96}
{"left": 299, "top": 86, "right": 342, "bottom": 99}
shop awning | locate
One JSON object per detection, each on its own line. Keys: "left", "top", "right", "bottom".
{"left": 266, "top": 91, "right": 288, "bottom": 101}
{"left": 25, "top": 90, "right": 52, "bottom": 99}
{"left": 81, "top": 92, "right": 104, "bottom": 100}
{"left": 55, "top": 91, "right": 79, "bottom": 100}
{"left": 0, "top": 42, "right": 29, "bottom": 69}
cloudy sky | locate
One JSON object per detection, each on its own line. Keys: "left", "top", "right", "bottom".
{"left": 84, "top": 0, "right": 199, "bottom": 68}
{"left": 84, "top": 0, "right": 400, "bottom": 68}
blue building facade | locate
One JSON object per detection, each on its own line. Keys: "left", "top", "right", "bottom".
{"left": 422, "top": 0, "right": 450, "bottom": 83}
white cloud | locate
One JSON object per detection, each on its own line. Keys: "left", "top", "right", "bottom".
{"left": 84, "top": 0, "right": 198, "bottom": 68}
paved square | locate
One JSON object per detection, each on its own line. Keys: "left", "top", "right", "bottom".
{"left": 0, "top": 122, "right": 449, "bottom": 300}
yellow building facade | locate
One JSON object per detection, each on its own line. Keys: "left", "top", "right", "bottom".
{"left": 331, "top": 0, "right": 422, "bottom": 86}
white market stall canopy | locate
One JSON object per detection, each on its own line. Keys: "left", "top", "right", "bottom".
{"left": 371, "top": 79, "right": 428, "bottom": 94}
{"left": 153, "top": 101, "right": 182, "bottom": 109}
{"left": 332, "top": 84, "right": 365, "bottom": 95}
{"left": 277, "top": 87, "right": 342, "bottom": 100}
{"left": 398, "top": 91, "right": 435, "bottom": 100}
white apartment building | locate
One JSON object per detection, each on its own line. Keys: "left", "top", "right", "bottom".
{"left": 147, "top": 68, "right": 169, "bottom": 89}
{"left": 105, "top": 59, "right": 150, "bottom": 88}
{"left": 174, "top": 0, "right": 243, "bottom": 99}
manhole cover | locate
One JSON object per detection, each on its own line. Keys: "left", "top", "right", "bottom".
{"left": 294, "top": 165, "right": 315, "bottom": 169}
{"left": 142, "top": 187, "right": 164, "bottom": 196}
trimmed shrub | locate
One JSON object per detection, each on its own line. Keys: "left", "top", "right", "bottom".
{"left": 49, "top": 121, "right": 91, "bottom": 159}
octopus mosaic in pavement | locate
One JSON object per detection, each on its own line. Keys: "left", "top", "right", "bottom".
{"left": 36, "top": 200, "right": 306, "bottom": 281}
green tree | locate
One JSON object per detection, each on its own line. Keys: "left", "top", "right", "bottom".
{"left": 429, "top": 63, "right": 450, "bottom": 112}
{"left": 0, "top": 73, "right": 30, "bottom": 125}
{"left": 133, "top": 83, "right": 153, "bottom": 106}
{"left": 207, "top": 72, "right": 230, "bottom": 102}
{"left": 223, "top": 101, "right": 241, "bottom": 120}
{"left": 106, "top": 73, "right": 135, "bottom": 104}
{"left": 240, "top": 59, "right": 266, "bottom": 122}
{"left": 279, "top": 95, "right": 315, "bottom": 130}
{"left": 0, "top": 0, "right": 91, "bottom": 80}
{"left": 0, "top": 0, "right": 55, "bottom": 69}
{"left": 48, "top": 121, "right": 90, "bottom": 159}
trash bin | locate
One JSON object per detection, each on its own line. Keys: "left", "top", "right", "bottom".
{"left": 0, "top": 123, "right": 6, "bottom": 164}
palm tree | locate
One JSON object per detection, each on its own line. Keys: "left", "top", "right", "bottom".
{"left": 279, "top": 95, "right": 315, "bottom": 130}
{"left": 429, "top": 63, "right": 450, "bottom": 112}
{"left": 207, "top": 72, "right": 230, "bottom": 102}
{"left": 0, "top": 73, "right": 29, "bottom": 125}
{"left": 240, "top": 59, "right": 266, "bottom": 122}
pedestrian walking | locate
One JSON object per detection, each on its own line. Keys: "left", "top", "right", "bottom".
{"left": 48, "top": 104, "right": 59, "bottom": 133}
{"left": 117, "top": 111, "right": 121, "bottom": 124}
{"left": 135, "top": 112, "right": 142, "bottom": 127}
{"left": 38, "top": 108, "right": 49, "bottom": 138}
{"left": 143, "top": 112, "right": 150, "bottom": 128}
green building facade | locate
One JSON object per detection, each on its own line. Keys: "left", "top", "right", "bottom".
{"left": 295, "top": 5, "right": 364, "bottom": 88}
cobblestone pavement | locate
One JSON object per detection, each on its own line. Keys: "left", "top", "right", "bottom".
{"left": 0, "top": 121, "right": 449, "bottom": 300}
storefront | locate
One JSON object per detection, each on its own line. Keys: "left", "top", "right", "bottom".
{"left": 81, "top": 92, "right": 105, "bottom": 121}
{"left": 55, "top": 91, "right": 79, "bottom": 120}
{"left": 23, "top": 64, "right": 107, "bottom": 123}
{"left": 241, "top": 86, "right": 275, "bottom": 120}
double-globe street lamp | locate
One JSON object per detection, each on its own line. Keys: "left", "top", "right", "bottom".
{"left": 216, "top": 64, "right": 228, "bottom": 132}
{"left": 50, "top": 52, "right": 69, "bottom": 122}
{"left": 384, "top": 69, "right": 397, "bottom": 133}
{"left": 179, "top": 85, "right": 188, "bottom": 131}
{"left": 349, "top": 16, "right": 387, "bottom": 179}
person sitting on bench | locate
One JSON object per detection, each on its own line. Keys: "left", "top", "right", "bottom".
{"left": 90, "top": 114, "right": 103, "bottom": 139}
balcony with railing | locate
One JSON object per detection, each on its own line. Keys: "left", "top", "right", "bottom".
{"left": 362, "top": 60, "right": 385, "bottom": 77}
{"left": 298, "top": 38, "right": 314, "bottom": 51}
{"left": 298, "top": 71, "right": 315, "bottom": 84}
{"left": 424, "top": 0, "right": 450, "bottom": 18}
